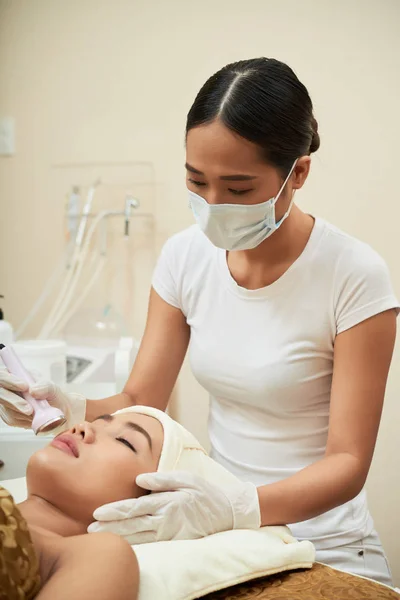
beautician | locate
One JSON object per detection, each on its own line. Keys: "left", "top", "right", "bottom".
{"left": 0, "top": 58, "right": 398, "bottom": 585}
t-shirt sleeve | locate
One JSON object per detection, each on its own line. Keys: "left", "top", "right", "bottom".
{"left": 334, "top": 244, "right": 399, "bottom": 335}
{"left": 151, "top": 236, "right": 181, "bottom": 309}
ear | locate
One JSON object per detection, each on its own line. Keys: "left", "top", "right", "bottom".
{"left": 292, "top": 156, "right": 311, "bottom": 190}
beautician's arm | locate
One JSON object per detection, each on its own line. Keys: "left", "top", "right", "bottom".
{"left": 37, "top": 533, "right": 139, "bottom": 600}
{"left": 257, "top": 310, "right": 397, "bottom": 526}
{"left": 86, "top": 289, "right": 190, "bottom": 420}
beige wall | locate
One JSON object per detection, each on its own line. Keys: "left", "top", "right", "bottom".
{"left": 0, "top": 0, "right": 399, "bottom": 583}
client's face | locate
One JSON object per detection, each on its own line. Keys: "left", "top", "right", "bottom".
{"left": 26, "top": 412, "right": 163, "bottom": 525}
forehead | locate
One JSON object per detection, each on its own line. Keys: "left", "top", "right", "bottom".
{"left": 186, "top": 120, "right": 266, "bottom": 173}
{"left": 113, "top": 412, "right": 163, "bottom": 436}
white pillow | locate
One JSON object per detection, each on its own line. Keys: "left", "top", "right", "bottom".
{"left": 1, "top": 476, "right": 27, "bottom": 502}
{"left": 1, "top": 477, "right": 315, "bottom": 600}
{"left": 134, "top": 526, "right": 314, "bottom": 600}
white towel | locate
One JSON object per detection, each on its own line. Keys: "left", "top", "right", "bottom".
{"left": 114, "top": 405, "right": 241, "bottom": 489}
{"left": 134, "top": 526, "right": 315, "bottom": 600}
{"left": 112, "top": 406, "right": 315, "bottom": 599}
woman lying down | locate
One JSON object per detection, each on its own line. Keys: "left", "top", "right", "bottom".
{"left": 1, "top": 406, "right": 254, "bottom": 600}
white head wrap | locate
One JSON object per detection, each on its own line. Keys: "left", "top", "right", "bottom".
{"left": 113, "top": 405, "right": 240, "bottom": 489}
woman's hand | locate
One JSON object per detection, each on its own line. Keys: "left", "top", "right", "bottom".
{"left": 88, "top": 471, "right": 261, "bottom": 544}
{"left": 0, "top": 368, "right": 86, "bottom": 430}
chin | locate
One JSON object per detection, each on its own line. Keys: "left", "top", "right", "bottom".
{"left": 26, "top": 448, "right": 71, "bottom": 499}
{"left": 28, "top": 446, "right": 64, "bottom": 474}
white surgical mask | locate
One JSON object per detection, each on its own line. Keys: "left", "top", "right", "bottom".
{"left": 189, "top": 160, "right": 298, "bottom": 251}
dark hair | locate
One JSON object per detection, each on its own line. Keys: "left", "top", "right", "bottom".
{"left": 186, "top": 58, "right": 320, "bottom": 175}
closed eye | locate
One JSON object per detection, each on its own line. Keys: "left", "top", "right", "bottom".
{"left": 188, "top": 178, "right": 206, "bottom": 187}
{"left": 116, "top": 437, "right": 137, "bottom": 454}
{"left": 228, "top": 188, "right": 253, "bottom": 196}
{"left": 188, "top": 178, "right": 253, "bottom": 196}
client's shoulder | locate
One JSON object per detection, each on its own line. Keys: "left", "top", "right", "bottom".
{"left": 47, "top": 533, "right": 139, "bottom": 599}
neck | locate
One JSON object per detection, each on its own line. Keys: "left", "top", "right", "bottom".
{"left": 226, "top": 207, "right": 315, "bottom": 289}
{"left": 242, "top": 206, "right": 313, "bottom": 265}
{"left": 18, "top": 495, "right": 87, "bottom": 538}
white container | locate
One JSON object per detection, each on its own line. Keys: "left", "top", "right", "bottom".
{"left": 0, "top": 304, "right": 13, "bottom": 346}
{"left": 11, "top": 339, "right": 67, "bottom": 386}
{"left": 0, "top": 429, "right": 50, "bottom": 480}
{"left": 0, "top": 319, "right": 13, "bottom": 345}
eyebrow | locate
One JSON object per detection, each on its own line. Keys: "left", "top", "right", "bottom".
{"left": 185, "top": 162, "right": 258, "bottom": 181}
{"left": 95, "top": 414, "right": 153, "bottom": 451}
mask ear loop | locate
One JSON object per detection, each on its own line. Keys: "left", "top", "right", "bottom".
{"left": 279, "top": 189, "right": 297, "bottom": 223}
{"left": 272, "top": 159, "right": 298, "bottom": 225}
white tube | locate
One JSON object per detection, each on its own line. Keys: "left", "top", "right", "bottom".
{"left": 75, "top": 179, "right": 100, "bottom": 248}
{"left": 38, "top": 250, "right": 80, "bottom": 338}
{"left": 16, "top": 240, "right": 74, "bottom": 340}
{"left": 39, "top": 180, "right": 100, "bottom": 339}
{"left": 41, "top": 210, "right": 120, "bottom": 338}
{"left": 50, "top": 255, "right": 106, "bottom": 336}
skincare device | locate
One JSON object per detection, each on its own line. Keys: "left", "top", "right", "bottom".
{"left": 0, "top": 344, "right": 66, "bottom": 434}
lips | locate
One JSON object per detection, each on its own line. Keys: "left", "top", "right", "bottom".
{"left": 51, "top": 434, "right": 79, "bottom": 458}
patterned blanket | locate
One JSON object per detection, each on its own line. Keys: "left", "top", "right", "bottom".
{"left": 0, "top": 486, "right": 41, "bottom": 600}
{"left": 205, "top": 561, "right": 400, "bottom": 600}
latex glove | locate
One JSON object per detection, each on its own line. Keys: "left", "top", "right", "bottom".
{"left": 88, "top": 471, "right": 261, "bottom": 544}
{"left": 0, "top": 366, "right": 86, "bottom": 430}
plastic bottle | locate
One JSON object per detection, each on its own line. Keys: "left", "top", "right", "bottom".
{"left": 0, "top": 295, "right": 14, "bottom": 345}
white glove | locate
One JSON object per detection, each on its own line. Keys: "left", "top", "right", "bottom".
{"left": 0, "top": 367, "right": 86, "bottom": 430}
{"left": 88, "top": 471, "right": 261, "bottom": 544}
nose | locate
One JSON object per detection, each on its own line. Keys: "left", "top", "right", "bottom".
{"left": 203, "top": 189, "right": 220, "bottom": 205}
{"left": 190, "top": 185, "right": 219, "bottom": 206}
{"left": 71, "top": 421, "right": 95, "bottom": 444}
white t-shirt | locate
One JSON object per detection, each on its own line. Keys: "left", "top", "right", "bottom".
{"left": 152, "top": 218, "right": 399, "bottom": 550}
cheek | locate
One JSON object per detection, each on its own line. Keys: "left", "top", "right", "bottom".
{"left": 27, "top": 445, "right": 151, "bottom": 523}
{"left": 27, "top": 448, "right": 88, "bottom": 515}
{"left": 27, "top": 447, "right": 140, "bottom": 521}
{"left": 253, "top": 181, "right": 282, "bottom": 204}
{"left": 85, "top": 449, "right": 144, "bottom": 506}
